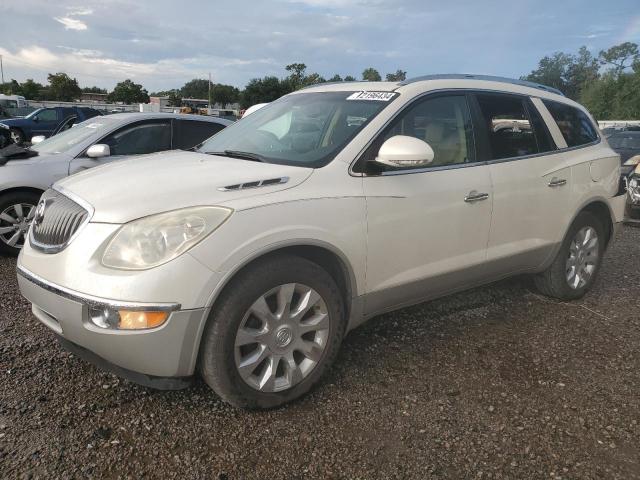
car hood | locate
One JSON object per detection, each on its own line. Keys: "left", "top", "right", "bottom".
{"left": 56, "top": 150, "right": 314, "bottom": 223}
{"left": 0, "top": 118, "right": 28, "bottom": 127}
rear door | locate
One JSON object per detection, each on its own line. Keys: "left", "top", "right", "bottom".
{"left": 473, "top": 92, "right": 571, "bottom": 271}
{"left": 173, "top": 119, "right": 227, "bottom": 150}
{"left": 358, "top": 92, "right": 494, "bottom": 314}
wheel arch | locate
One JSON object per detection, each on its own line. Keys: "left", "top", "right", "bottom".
{"left": 205, "top": 241, "right": 358, "bottom": 321}
{"left": 0, "top": 186, "right": 45, "bottom": 199}
{"left": 576, "top": 198, "right": 614, "bottom": 247}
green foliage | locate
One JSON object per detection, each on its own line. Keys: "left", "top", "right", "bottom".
{"left": 362, "top": 68, "right": 381, "bottom": 81}
{"left": 328, "top": 74, "right": 343, "bottom": 82}
{"left": 599, "top": 42, "right": 639, "bottom": 75}
{"left": 240, "top": 76, "right": 292, "bottom": 108}
{"left": 107, "top": 79, "right": 149, "bottom": 104}
{"left": 344, "top": 75, "right": 357, "bottom": 82}
{"left": 82, "top": 86, "right": 107, "bottom": 94}
{"left": 212, "top": 84, "right": 240, "bottom": 108}
{"left": 524, "top": 42, "right": 640, "bottom": 119}
{"left": 386, "top": 69, "right": 407, "bottom": 81}
{"left": 46, "top": 72, "right": 81, "bottom": 101}
{"left": 180, "top": 78, "right": 210, "bottom": 99}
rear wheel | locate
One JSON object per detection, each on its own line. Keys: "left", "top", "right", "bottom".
{"left": 534, "top": 211, "right": 605, "bottom": 300}
{"left": 199, "top": 255, "right": 345, "bottom": 409}
{"left": 0, "top": 191, "right": 41, "bottom": 256}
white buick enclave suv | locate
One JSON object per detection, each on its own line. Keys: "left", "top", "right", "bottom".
{"left": 17, "top": 75, "right": 625, "bottom": 408}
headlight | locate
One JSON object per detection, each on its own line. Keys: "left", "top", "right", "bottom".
{"left": 102, "top": 206, "right": 232, "bottom": 270}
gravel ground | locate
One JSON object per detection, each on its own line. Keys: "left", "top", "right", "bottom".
{"left": 1, "top": 227, "right": 639, "bottom": 479}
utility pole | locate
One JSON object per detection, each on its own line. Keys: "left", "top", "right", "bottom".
{"left": 208, "top": 72, "right": 212, "bottom": 115}
{"left": 0, "top": 55, "right": 4, "bottom": 86}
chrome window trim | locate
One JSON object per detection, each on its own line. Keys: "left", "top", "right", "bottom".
{"left": 349, "top": 87, "right": 603, "bottom": 178}
{"left": 17, "top": 264, "right": 181, "bottom": 312}
{"left": 28, "top": 185, "right": 95, "bottom": 254}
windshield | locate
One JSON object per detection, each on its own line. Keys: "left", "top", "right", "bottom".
{"left": 30, "top": 118, "right": 113, "bottom": 155}
{"left": 24, "top": 108, "right": 43, "bottom": 119}
{"left": 197, "top": 91, "right": 397, "bottom": 167}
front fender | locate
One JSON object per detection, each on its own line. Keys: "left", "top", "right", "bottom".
{"left": 187, "top": 197, "right": 368, "bottom": 305}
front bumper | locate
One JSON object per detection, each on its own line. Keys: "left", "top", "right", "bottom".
{"left": 17, "top": 265, "right": 209, "bottom": 384}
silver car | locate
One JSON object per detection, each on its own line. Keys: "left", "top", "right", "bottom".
{"left": 0, "top": 113, "right": 231, "bottom": 255}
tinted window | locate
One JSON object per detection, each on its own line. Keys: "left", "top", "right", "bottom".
{"left": 102, "top": 121, "right": 171, "bottom": 156}
{"left": 476, "top": 94, "right": 538, "bottom": 160}
{"left": 365, "top": 95, "right": 475, "bottom": 171}
{"left": 543, "top": 100, "right": 598, "bottom": 148}
{"left": 37, "top": 109, "right": 58, "bottom": 122}
{"left": 174, "top": 120, "right": 226, "bottom": 150}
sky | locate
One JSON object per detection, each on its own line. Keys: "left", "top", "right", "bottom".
{"left": 1, "top": 0, "right": 639, "bottom": 92}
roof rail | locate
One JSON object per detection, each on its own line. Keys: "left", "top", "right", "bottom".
{"left": 398, "top": 74, "right": 564, "bottom": 96}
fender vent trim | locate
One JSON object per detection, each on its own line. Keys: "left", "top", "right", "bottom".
{"left": 218, "top": 177, "right": 289, "bottom": 192}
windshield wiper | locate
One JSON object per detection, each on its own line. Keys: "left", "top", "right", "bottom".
{"left": 207, "top": 150, "right": 266, "bottom": 163}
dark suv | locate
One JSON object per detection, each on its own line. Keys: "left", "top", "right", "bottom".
{"left": 0, "top": 106, "right": 102, "bottom": 144}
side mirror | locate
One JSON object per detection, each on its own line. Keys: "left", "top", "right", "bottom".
{"left": 31, "top": 135, "right": 46, "bottom": 144}
{"left": 374, "top": 135, "right": 435, "bottom": 169}
{"left": 86, "top": 144, "right": 111, "bottom": 159}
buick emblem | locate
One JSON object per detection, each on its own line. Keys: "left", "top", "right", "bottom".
{"left": 275, "top": 326, "right": 293, "bottom": 348}
{"left": 33, "top": 200, "right": 46, "bottom": 226}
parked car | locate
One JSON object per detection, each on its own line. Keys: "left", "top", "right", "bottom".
{"left": 0, "top": 113, "right": 231, "bottom": 254}
{"left": 16, "top": 75, "right": 625, "bottom": 409}
{"left": 31, "top": 114, "right": 82, "bottom": 144}
{"left": 626, "top": 163, "right": 640, "bottom": 223}
{"left": 0, "top": 106, "right": 102, "bottom": 144}
{"left": 608, "top": 130, "right": 640, "bottom": 177}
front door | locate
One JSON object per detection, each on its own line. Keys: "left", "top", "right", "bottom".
{"left": 69, "top": 120, "right": 172, "bottom": 175}
{"left": 359, "top": 93, "right": 493, "bottom": 315}
{"left": 32, "top": 108, "right": 60, "bottom": 137}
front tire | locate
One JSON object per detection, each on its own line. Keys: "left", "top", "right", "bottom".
{"left": 534, "top": 211, "right": 605, "bottom": 300}
{"left": 0, "top": 191, "right": 41, "bottom": 256}
{"left": 199, "top": 254, "right": 345, "bottom": 409}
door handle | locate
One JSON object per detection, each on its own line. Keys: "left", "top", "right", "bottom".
{"left": 464, "top": 191, "right": 490, "bottom": 203}
{"left": 548, "top": 177, "right": 567, "bottom": 187}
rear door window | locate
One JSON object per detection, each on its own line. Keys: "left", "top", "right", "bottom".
{"left": 173, "top": 120, "right": 226, "bottom": 150}
{"left": 475, "top": 94, "right": 539, "bottom": 160}
{"left": 542, "top": 100, "right": 599, "bottom": 147}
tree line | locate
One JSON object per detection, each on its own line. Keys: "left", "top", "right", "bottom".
{"left": 1, "top": 42, "right": 638, "bottom": 119}
{"left": 522, "top": 41, "right": 639, "bottom": 119}
{"left": 0, "top": 64, "right": 406, "bottom": 109}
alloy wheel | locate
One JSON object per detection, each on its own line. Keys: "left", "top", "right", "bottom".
{"left": 565, "top": 226, "right": 599, "bottom": 290}
{"left": 234, "top": 283, "right": 330, "bottom": 392}
{"left": 0, "top": 203, "right": 36, "bottom": 248}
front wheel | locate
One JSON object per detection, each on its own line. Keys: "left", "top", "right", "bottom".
{"left": 0, "top": 191, "right": 41, "bottom": 256}
{"left": 199, "top": 254, "right": 345, "bottom": 409}
{"left": 534, "top": 211, "right": 605, "bottom": 300}
{"left": 9, "top": 128, "right": 25, "bottom": 145}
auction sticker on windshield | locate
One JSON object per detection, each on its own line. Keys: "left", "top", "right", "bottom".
{"left": 347, "top": 91, "right": 396, "bottom": 101}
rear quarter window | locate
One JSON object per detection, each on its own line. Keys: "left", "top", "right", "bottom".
{"left": 542, "top": 100, "right": 599, "bottom": 148}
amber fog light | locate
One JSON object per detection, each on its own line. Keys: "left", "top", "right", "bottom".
{"left": 118, "top": 310, "right": 169, "bottom": 330}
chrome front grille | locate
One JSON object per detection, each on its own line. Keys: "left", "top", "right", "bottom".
{"left": 30, "top": 189, "right": 90, "bottom": 253}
